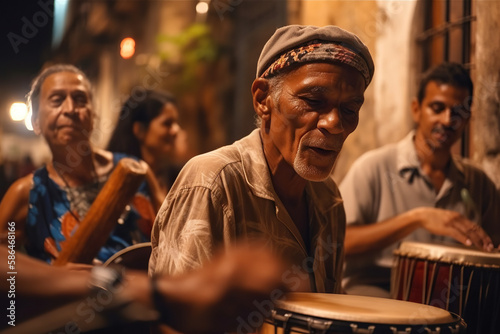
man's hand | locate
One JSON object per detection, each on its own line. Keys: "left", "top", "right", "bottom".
{"left": 153, "top": 242, "right": 291, "bottom": 333}
{"left": 414, "top": 207, "right": 494, "bottom": 251}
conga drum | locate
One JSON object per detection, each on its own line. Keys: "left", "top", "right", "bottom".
{"left": 392, "top": 241, "right": 500, "bottom": 334}
{"left": 260, "top": 293, "right": 465, "bottom": 334}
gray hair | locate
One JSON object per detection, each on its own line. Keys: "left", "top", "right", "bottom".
{"left": 254, "top": 72, "right": 286, "bottom": 128}
{"left": 27, "top": 64, "right": 93, "bottom": 120}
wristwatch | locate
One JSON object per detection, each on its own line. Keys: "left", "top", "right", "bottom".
{"left": 88, "top": 265, "right": 124, "bottom": 293}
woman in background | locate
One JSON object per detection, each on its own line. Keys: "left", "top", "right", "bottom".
{"left": 107, "top": 90, "right": 189, "bottom": 198}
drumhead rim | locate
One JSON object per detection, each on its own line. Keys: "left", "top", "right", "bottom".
{"left": 273, "top": 293, "right": 461, "bottom": 325}
{"left": 394, "top": 241, "right": 500, "bottom": 267}
{"left": 267, "top": 309, "right": 465, "bottom": 332}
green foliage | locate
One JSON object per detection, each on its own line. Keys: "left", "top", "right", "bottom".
{"left": 156, "top": 23, "right": 219, "bottom": 89}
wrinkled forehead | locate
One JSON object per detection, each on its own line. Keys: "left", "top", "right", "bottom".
{"left": 276, "top": 62, "right": 367, "bottom": 95}
{"left": 40, "top": 71, "right": 92, "bottom": 96}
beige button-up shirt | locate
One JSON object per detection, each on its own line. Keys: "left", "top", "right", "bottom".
{"left": 149, "top": 129, "right": 346, "bottom": 293}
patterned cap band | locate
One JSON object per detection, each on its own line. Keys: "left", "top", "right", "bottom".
{"left": 260, "top": 41, "right": 371, "bottom": 86}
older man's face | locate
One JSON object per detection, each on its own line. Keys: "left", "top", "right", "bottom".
{"left": 34, "top": 71, "right": 93, "bottom": 148}
{"left": 267, "top": 62, "right": 366, "bottom": 181}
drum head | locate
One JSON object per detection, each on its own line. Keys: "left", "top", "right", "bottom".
{"left": 396, "top": 241, "right": 500, "bottom": 266}
{"left": 103, "top": 242, "right": 152, "bottom": 271}
{"left": 275, "top": 293, "right": 459, "bottom": 326}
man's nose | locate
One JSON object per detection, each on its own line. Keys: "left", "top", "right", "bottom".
{"left": 61, "top": 97, "right": 75, "bottom": 114}
{"left": 318, "top": 108, "right": 344, "bottom": 134}
{"left": 441, "top": 108, "right": 454, "bottom": 127}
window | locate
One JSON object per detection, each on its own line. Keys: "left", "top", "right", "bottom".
{"left": 417, "top": 0, "right": 476, "bottom": 156}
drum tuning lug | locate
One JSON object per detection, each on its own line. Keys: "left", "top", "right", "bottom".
{"left": 388, "top": 326, "right": 412, "bottom": 334}
{"left": 450, "top": 322, "right": 465, "bottom": 334}
{"left": 272, "top": 312, "right": 291, "bottom": 323}
{"left": 307, "top": 318, "right": 332, "bottom": 334}
{"left": 350, "top": 324, "right": 375, "bottom": 334}
{"left": 273, "top": 312, "right": 292, "bottom": 334}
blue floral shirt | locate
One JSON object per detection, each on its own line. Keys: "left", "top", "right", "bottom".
{"left": 25, "top": 153, "right": 155, "bottom": 263}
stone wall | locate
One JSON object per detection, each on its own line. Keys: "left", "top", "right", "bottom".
{"left": 292, "top": 0, "right": 417, "bottom": 182}
{"left": 473, "top": 0, "right": 500, "bottom": 188}
{"left": 292, "top": 0, "right": 500, "bottom": 190}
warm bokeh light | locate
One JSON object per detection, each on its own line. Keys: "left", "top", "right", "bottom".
{"left": 10, "top": 102, "right": 28, "bottom": 121}
{"left": 25, "top": 110, "right": 33, "bottom": 131}
{"left": 196, "top": 1, "right": 209, "bottom": 14}
{"left": 120, "top": 37, "right": 136, "bottom": 59}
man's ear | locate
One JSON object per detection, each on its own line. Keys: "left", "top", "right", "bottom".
{"left": 133, "top": 122, "right": 146, "bottom": 142}
{"left": 251, "top": 78, "right": 272, "bottom": 120}
{"left": 411, "top": 98, "right": 421, "bottom": 123}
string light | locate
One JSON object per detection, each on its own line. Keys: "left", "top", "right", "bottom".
{"left": 10, "top": 102, "right": 28, "bottom": 121}
{"left": 120, "top": 37, "right": 135, "bottom": 59}
{"left": 196, "top": 1, "right": 209, "bottom": 14}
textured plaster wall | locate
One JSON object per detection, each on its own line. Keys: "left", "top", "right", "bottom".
{"left": 473, "top": 0, "right": 500, "bottom": 187}
{"left": 292, "top": 0, "right": 417, "bottom": 182}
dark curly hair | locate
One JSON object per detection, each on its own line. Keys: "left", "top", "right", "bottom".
{"left": 417, "top": 62, "right": 473, "bottom": 105}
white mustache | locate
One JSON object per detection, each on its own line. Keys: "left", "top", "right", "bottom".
{"left": 301, "top": 137, "right": 343, "bottom": 151}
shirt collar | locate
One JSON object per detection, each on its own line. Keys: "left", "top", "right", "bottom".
{"left": 235, "top": 129, "right": 342, "bottom": 212}
{"left": 396, "top": 130, "right": 420, "bottom": 169}
{"left": 396, "top": 130, "right": 421, "bottom": 182}
{"left": 396, "top": 130, "right": 466, "bottom": 188}
{"left": 235, "top": 129, "right": 276, "bottom": 201}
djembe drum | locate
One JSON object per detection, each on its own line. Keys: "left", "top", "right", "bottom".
{"left": 259, "top": 293, "right": 465, "bottom": 334}
{"left": 392, "top": 241, "right": 500, "bottom": 334}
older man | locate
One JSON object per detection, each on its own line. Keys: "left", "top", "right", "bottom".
{"left": 0, "top": 64, "right": 163, "bottom": 263}
{"left": 149, "top": 25, "right": 374, "bottom": 293}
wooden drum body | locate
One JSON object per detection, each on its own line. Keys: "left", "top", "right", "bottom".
{"left": 260, "top": 293, "right": 465, "bottom": 334}
{"left": 392, "top": 241, "right": 500, "bottom": 334}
